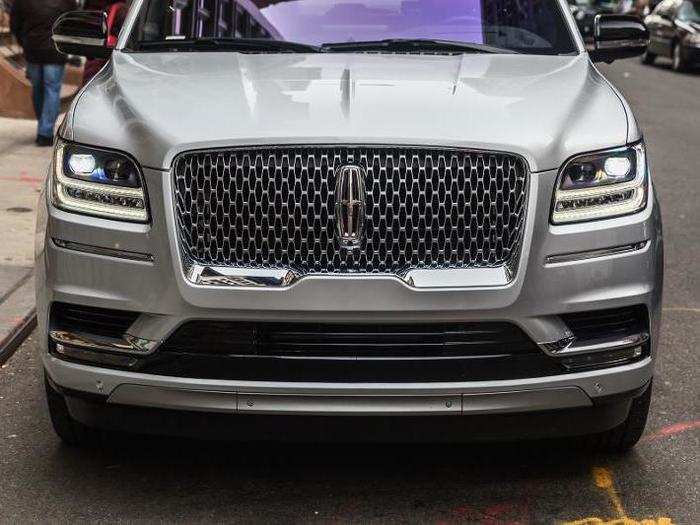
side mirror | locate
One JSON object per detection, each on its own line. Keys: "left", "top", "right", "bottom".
{"left": 52, "top": 10, "right": 111, "bottom": 59}
{"left": 590, "top": 14, "right": 649, "bottom": 63}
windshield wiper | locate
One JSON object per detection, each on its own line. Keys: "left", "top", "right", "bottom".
{"left": 320, "top": 38, "right": 518, "bottom": 54}
{"left": 137, "top": 38, "right": 320, "bottom": 53}
{"left": 135, "top": 37, "right": 516, "bottom": 55}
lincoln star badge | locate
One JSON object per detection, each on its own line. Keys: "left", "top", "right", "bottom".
{"left": 334, "top": 164, "right": 366, "bottom": 249}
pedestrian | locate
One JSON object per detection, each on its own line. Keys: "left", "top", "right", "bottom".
{"left": 10, "top": 0, "right": 76, "bottom": 147}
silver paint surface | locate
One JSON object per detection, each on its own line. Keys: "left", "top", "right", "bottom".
{"left": 66, "top": 52, "right": 634, "bottom": 172}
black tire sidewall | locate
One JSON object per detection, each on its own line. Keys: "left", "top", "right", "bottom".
{"left": 44, "top": 374, "right": 102, "bottom": 448}
{"left": 597, "top": 381, "right": 653, "bottom": 453}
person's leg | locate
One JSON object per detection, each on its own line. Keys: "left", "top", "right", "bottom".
{"left": 25, "top": 63, "right": 44, "bottom": 126}
{"left": 37, "top": 64, "right": 66, "bottom": 142}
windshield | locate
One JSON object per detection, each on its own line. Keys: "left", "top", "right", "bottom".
{"left": 127, "top": 0, "right": 578, "bottom": 55}
{"left": 678, "top": 0, "right": 700, "bottom": 21}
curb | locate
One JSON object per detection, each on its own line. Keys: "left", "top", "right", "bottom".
{"left": 0, "top": 271, "right": 36, "bottom": 365}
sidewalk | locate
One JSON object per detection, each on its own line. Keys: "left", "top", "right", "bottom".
{"left": 0, "top": 116, "right": 52, "bottom": 361}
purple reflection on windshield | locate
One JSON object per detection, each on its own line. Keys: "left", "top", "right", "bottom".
{"left": 255, "top": 0, "right": 485, "bottom": 45}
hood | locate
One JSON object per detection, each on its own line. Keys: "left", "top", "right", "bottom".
{"left": 69, "top": 52, "right": 630, "bottom": 172}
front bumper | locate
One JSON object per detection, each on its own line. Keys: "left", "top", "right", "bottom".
{"left": 53, "top": 378, "right": 649, "bottom": 442}
{"left": 47, "top": 354, "right": 652, "bottom": 415}
{"left": 36, "top": 163, "right": 663, "bottom": 422}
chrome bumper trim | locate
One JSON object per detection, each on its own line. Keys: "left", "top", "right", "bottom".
{"left": 545, "top": 241, "right": 648, "bottom": 265}
{"left": 403, "top": 266, "right": 511, "bottom": 288}
{"left": 186, "top": 265, "right": 299, "bottom": 287}
{"left": 52, "top": 238, "right": 154, "bottom": 262}
{"left": 185, "top": 264, "right": 511, "bottom": 289}
{"left": 540, "top": 331, "right": 649, "bottom": 357}
{"left": 107, "top": 384, "right": 591, "bottom": 415}
{"left": 564, "top": 332, "right": 649, "bottom": 356}
{"left": 50, "top": 330, "right": 158, "bottom": 356}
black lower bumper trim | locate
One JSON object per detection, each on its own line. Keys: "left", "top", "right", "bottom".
{"left": 591, "top": 381, "right": 651, "bottom": 406}
{"left": 135, "top": 353, "right": 565, "bottom": 383}
{"left": 59, "top": 391, "right": 639, "bottom": 443}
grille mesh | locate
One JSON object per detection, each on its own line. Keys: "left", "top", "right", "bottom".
{"left": 173, "top": 146, "right": 528, "bottom": 275}
{"left": 159, "top": 321, "right": 540, "bottom": 358}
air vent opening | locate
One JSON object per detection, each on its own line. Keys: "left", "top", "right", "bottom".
{"left": 561, "top": 305, "right": 648, "bottom": 343}
{"left": 159, "top": 321, "right": 542, "bottom": 359}
{"left": 50, "top": 302, "right": 139, "bottom": 340}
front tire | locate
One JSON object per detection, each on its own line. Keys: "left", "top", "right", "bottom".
{"left": 594, "top": 381, "right": 652, "bottom": 453}
{"left": 672, "top": 43, "right": 687, "bottom": 72}
{"left": 45, "top": 374, "right": 103, "bottom": 448}
{"left": 641, "top": 49, "right": 656, "bottom": 65}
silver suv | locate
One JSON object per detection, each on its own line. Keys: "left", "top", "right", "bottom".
{"left": 38, "top": 0, "right": 662, "bottom": 450}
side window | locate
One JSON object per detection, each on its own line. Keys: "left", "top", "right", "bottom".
{"left": 677, "top": 0, "right": 699, "bottom": 20}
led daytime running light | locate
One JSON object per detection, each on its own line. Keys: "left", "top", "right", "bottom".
{"left": 552, "top": 143, "right": 647, "bottom": 224}
{"left": 52, "top": 141, "right": 148, "bottom": 222}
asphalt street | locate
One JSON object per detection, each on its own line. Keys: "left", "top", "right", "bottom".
{"left": 0, "top": 58, "right": 698, "bottom": 524}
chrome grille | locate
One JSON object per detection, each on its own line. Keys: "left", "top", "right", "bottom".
{"left": 173, "top": 146, "right": 528, "bottom": 275}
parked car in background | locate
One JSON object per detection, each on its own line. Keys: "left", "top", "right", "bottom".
{"left": 643, "top": 0, "right": 700, "bottom": 70}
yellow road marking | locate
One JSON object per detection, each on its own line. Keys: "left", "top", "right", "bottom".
{"left": 563, "top": 518, "right": 673, "bottom": 524}
{"left": 560, "top": 467, "right": 675, "bottom": 525}
{"left": 592, "top": 467, "right": 626, "bottom": 519}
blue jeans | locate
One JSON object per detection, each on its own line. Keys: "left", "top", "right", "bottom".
{"left": 26, "top": 63, "right": 65, "bottom": 139}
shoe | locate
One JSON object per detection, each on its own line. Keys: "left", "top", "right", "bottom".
{"left": 36, "top": 135, "right": 54, "bottom": 147}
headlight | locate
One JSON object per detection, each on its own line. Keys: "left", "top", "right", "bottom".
{"left": 552, "top": 142, "right": 647, "bottom": 224}
{"left": 52, "top": 140, "right": 148, "bottom": 222}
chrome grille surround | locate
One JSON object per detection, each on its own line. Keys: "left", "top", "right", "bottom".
{"left": 172, "top": 145, "right": 528, "bottom": 280}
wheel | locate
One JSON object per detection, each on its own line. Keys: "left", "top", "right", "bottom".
{"left": 641, "top": 49, "right": 656, "bottom": 65}
{"left": 45, "top": 374, "right": 103, "bottom": 448}
{"left": 672, "top": 43, "right": 687, "bottom": 72}
{"left": 593, "top": 381, "right": 652, "bottom": 453}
